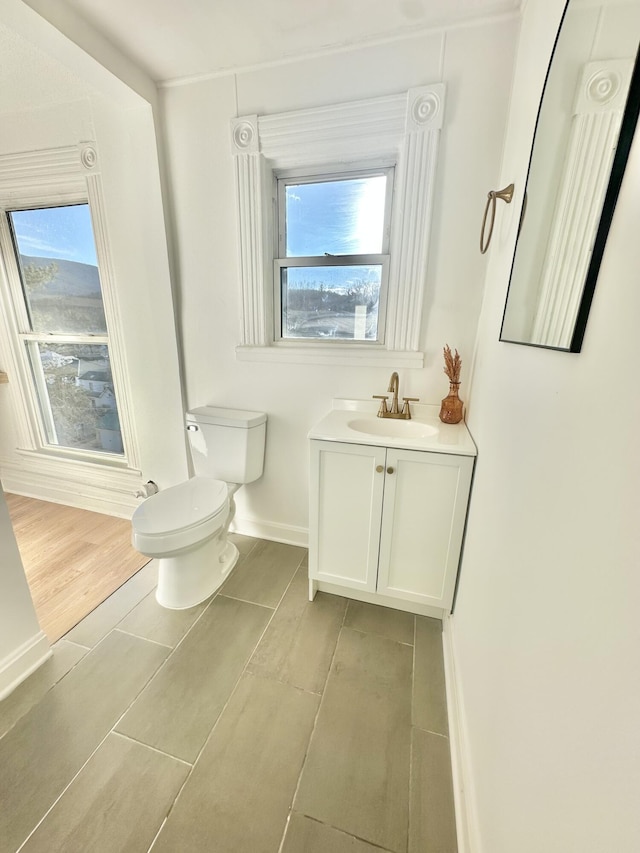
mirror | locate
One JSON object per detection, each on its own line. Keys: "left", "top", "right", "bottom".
{"left": 501, "top": 0, "right": 640, "bottom": 352}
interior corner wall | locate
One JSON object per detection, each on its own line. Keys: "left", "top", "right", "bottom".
{"left": 451, "top": 2, "right": 640, "bottom": 851}
{"left": 15, "top": 0, "right": 157, "bottom": 107}
{"left": 89, "top": 97, "right": 189, "bottom": 492}
{"left": 0, "top": 6, "right": 190, "bottom": 510}
{"left": 0, "top": 94, "right": 189, "bottom": 508}
{"left": 160, "top": 16, "right": 519, "bottom": 542}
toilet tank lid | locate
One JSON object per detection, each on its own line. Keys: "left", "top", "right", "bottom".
{"left": 186, "top": 406, "right": 267, "bottom": 428}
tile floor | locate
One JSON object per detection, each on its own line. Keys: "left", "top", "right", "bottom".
{"left": 0, "top": 535, "right": 457, "bottom": 853}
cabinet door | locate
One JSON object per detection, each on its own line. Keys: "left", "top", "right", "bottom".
{"left": 376, "top": 449, "right": 474, "bottom": 610}
{"left": 309, "top": 440, "right": 386, "bottom": 592}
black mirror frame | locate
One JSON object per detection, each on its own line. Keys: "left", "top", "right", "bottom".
{"left": 500, "top": 6, "right": 640, "bottom": 353}
{"left": 569, "top": 46, "right": 640, "bottom": 352}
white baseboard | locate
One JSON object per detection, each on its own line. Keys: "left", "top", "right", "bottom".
{"left": 0, "top": 631, "right": 51, "bottom": 701}
{"left": 1, "top": 454, "right": 142, "bottom": 518}
{"left": 442, "top": 615, "right": 481, "bottom": 853}
{"left": 232, "top": 515, "right": 308, "bottom": 548}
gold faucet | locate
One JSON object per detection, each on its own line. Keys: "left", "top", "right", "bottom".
{"left": 373, "top": 371, "right": 419, "bottom": 419}
{"left": 388, "top": 371, "right": 400, "bottom": 414}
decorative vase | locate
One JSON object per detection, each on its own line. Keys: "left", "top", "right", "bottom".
{"left": 439, "top": 382, "right": 463, "bottom": 424}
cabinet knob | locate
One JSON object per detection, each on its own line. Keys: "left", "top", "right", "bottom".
{"left": 387, "top": 466, "right": 395, "bottom": 474}
{"left": 376, "top": 465, "right": 384, "bottom": 473}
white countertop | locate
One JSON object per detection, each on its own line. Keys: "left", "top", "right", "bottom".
{"left": 308, "top": 399, "right": 477, "bottom": 457}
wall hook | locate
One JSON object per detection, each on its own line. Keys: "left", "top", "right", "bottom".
{"left": 480, "top": 183, "right": 514, "bottom": 254}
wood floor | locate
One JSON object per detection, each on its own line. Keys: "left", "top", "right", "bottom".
{"left": 5, "top": 493, "right": 149, "bottom": 643}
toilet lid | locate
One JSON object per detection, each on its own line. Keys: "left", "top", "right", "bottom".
{"left": 132, "top": 477, "right": 228, "bottom": 536}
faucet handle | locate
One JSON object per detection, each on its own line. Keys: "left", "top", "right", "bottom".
{"left": 373, "top": 394, "right": 389, "bottom": 416}
{"left": 401, "top": 397, "right": 420, "bottom": 418}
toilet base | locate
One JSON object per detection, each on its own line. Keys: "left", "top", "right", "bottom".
{"left": 155, "top": 535, "right": 239, "bottom": 610}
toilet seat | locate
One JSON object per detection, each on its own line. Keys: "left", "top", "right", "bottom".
{"left": 132, "top": 477, "right": 229, "bottom": 555}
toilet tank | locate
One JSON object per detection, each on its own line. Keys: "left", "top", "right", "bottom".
{"left": 185, "top": 406, "right": 267, "bottom": 484}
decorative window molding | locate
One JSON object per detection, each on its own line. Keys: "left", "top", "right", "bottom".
{"left": 532, "top": 59, "right": 633, "bottom": 348}
{"left": 231, "top": 85, "right": 446, "bottom": 367}
{"left": 0, "top": 144, "right": 142, "bottom": 504}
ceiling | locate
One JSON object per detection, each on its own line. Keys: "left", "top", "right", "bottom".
{"left": 47, "top": 0, "right": 521, "bottom": 83}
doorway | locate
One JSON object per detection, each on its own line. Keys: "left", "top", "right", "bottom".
{"left": 5, "top": 492, "right": 149, "bottom": 642}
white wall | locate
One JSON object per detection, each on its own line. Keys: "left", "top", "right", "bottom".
{"left": 18, "top": 0, "right": 157, "bottom": 106}
{"left": 451, "top": 1, "right": 640, "bottom": 850}
{"left": 161, "top": 17, "right": 519, "bottom": 542}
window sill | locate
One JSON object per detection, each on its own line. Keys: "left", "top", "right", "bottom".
{"left": 235, "top": 344, "right": 424, "bottom": 368}
{"left": 15, "top": 447, "right": 139, "bottom": 473}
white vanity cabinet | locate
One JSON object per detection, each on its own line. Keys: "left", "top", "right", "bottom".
{"left": 309, "top": 438, "right": 474, "bottom": 617}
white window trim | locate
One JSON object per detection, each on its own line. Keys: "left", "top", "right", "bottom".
{"left": 0, "top": 145, "right": 141, "bottom": 495}
{"left": 230, "top": 85, "right": 446, "bottom": 368}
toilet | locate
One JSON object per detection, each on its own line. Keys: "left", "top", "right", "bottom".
{"left": 131, "top": 406, "right": 267, "bottom": 609}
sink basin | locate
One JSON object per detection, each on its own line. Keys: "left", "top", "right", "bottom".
{"left": 348, "top": 417, "right": 439, "bottom": 439}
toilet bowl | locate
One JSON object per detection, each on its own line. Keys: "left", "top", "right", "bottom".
{"left": 131, "top": 406, "right": 267, "bottom": 610}
{"left": 132, "top": 477, "right": 236, "bottom": 609}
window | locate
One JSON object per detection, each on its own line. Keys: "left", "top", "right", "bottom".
{"left": 0, "top": 144, "right": 137, "bottom": 488}
{"left": 275, "top": 169, "right": 393, "bottom": 342}
{"left": 6, "top": 204, "right": 124, "bottom": 456}
{"left": 231, "top": 84, "right": 446, "bottom": 367}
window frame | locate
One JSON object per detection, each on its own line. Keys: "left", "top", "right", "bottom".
{"left": 4, "top": 202, "right": 124, "bottom": 461}
{"left": 274, "top": 165, "right": 394, "bottom": 344}
{"left": 275, "top": 164, "right": 395, "bottom": 258}
{"left": 274, "top": 253, "right": 391, "bottom": 344}
{"left": 231, "top": 85, "right": 446, "bottom": 367}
